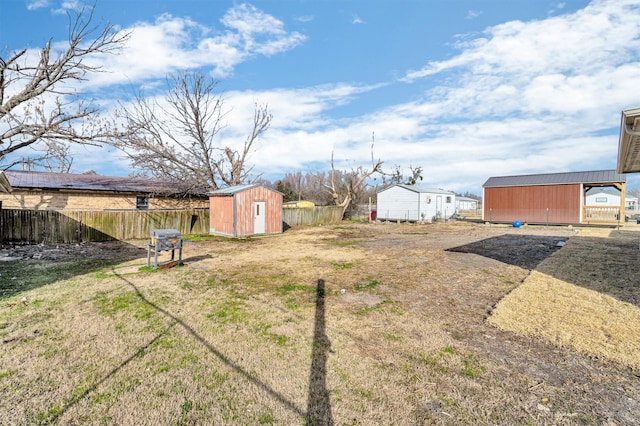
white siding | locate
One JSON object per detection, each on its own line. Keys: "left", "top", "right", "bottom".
{"left": 377, "top": 186, "right": 456, "bottom": 221}
{"left": 585, "top": 190, "right": 620, "bottom": 207}
{"left": 377, "top": 186, "right": 421, "bottom": 220}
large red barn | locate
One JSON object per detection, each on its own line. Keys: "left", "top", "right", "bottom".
{"left": 482, "top": 170, "right": 626, "bottom": 225}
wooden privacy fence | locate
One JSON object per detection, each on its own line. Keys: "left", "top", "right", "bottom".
{"left": 0, "top": 209, "right": 210, "bottom": 243}
{"left": 283, "top": 205, "right": 344, "bottom": 227}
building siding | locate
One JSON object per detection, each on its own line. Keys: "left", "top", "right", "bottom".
{"left": 585, "top": 189, "right": 621, "bottom": 207}
{"left": 483, "top": 184, "right": 581, "bottom": 224}
{"left": 209, "top": 185, "right": 282, "bottom": 237}
{"left": 209, "top": 196, "right": 235, "bottom": 236}
{"left": 0, "top": 190, "right": 208, "bottom": 210}
{"left": 377, "top": 186, "right": 455, "bottom": 221}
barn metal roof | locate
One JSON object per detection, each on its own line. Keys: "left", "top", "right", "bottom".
{"left": 483, "top": 170, "right": 626, "bottom": 188}
{"left": 617, "top": 107, "right": 640, "bottom": 173}
{"left": 0, "top": 170, "right": 207, "bottom": 196}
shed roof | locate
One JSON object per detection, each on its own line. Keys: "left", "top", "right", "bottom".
{"left": 208, "top": 183, "right": 283, "bottom": 196}
{"left": 617, "top": 107, "right": 640, "bottom": 173}
{"left": 0, "top": 170, "right": 206, "bottom": 196}
{"left": 209, "top": 183, "right": 259, "bottom": 196}
{"left": 483, "top": 170, "right": 626, "bottom": 188}
{"left": 380, "top": 184, "right": 455, "bottom": 195}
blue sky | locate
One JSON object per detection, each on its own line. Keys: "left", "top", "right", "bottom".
{"left": 2, "top": 0, "right": 640, "bottom": 194}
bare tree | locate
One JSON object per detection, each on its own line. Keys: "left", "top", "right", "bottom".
{"left": 0, "top": 5, "right": 128, "bottom": 170}
{"left": 323, "top": 134, "right": 384, "bottom": 218}
{"left": 43, "top": 140, "right": 74, "bottom": 173}
{"left": 114, "top": 71, "right": 272, "bottom": 190}
{"left": 384, "top": 164, "right": 424, "bottom": 186}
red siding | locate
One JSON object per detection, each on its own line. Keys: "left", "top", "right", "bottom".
{"left": 209, "top": 196, "right": 235, "bottom": 236}
{"left": 234, "top": 186, "right": 283, "bottom": 236}
{"left": 484, "top": 184, "right": 581, "bottom": 224}
{"left": 209, "top": 185, "right": 282, "bottom": 237}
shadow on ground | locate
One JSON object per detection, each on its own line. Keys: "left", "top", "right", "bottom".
{"left": 446, "top": 234, "right": 569, "bottom": 270}
{"left": 448, "top": 231, "right": 640, "bottom": 308}
{"left": 0, "top": 241, "right": 146, "bottom": 300}
{"left": 535, "top": 230, "right": 640, "bottom": 308}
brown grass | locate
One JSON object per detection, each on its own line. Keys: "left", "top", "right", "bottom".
{"left": 1, "top": 222, "right": 638, "bottom": 425}
{"left": 488, "top": 228, "right": 640, "bottom": 369}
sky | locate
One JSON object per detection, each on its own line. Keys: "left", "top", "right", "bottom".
{"left": 2, "top": 0, "right": 640, "bottom": 194}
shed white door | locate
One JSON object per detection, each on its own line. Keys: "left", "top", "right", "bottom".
{"left": 253, "top": 201, "right": 266, "bottom": 234}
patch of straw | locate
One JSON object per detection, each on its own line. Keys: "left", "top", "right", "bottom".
{"left": 488, "top": 270, "right": 640, "bottom": 370}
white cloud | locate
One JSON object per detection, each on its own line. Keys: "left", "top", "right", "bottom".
{"left": 72, "top": 4, "right": 305, "bottom": 89}
{"left": 295, "top": 15, "right": 314, "bottom": 23}
{"left": 26, "top": 0, "right": 48, "bottom": 10}
{"left": 466, "top": 10, "right": 482, "bottom": 20}
{"left": 257, "top": 0, "right": 640, "bottom": 191}
{"left": 52, "top": 0, "right": 82, "bottom": 14}
{"left": 352, "top": 15, "right": 365, "bottom": 25}
{"left": 29, "top": 0, "right": 640, "bottom": 193}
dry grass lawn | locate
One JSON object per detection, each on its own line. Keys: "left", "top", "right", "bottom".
{"left": 1, "top": 221, "right": 639, "bottom": 425}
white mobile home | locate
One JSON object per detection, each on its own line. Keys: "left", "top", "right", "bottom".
{"left": 377, "top": 184, "right": 456, "bottom": 221}
{"left": 585, "top": 187, "right": 621, "bottom": 207}
{"left": 585, "top": 187, "right": 638, "bottom": 210}
{"left": 455, "top": 196, "right": 478, "bottom": 211}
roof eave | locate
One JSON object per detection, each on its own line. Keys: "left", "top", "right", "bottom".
{"left": 617, "top": 107, "right": 640, "bottom": 174}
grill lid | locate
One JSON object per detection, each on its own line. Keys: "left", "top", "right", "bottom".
{"left": 150, "top": 229, "right": 181, "bottom": 239}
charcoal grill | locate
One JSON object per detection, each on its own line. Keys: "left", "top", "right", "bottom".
{"left": 147, "top": 229, "right": 183, "bottom": 269}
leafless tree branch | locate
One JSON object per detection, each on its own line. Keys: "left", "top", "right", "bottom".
{"left": 114, "top": 71, "right": 271, "bottom": 190}
{"left": 0, "top": 4, "right": 128, "bottom": 167}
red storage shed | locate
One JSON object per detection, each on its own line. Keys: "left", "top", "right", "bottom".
{"left": 482, "top": 170, "right": 626, "bottom": 225}
{"left": 209, "top": 184, "right": 283, "bottom": 237}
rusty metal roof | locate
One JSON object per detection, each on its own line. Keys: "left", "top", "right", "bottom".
{"left": 1, "top": 170, "right": 207, "bottom": 196}
{"left": 483, "top": 170, "right": 626, "bottom": 188}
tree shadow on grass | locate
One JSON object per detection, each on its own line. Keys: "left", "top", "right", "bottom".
{"left": 0, "top": 241, "right": 146, "bottom": 301}
{"left": 46, "top": 272, "right": 335, "bottom": 424}
{"left": 446, "top": 234, "right": 569, "bottom": 270}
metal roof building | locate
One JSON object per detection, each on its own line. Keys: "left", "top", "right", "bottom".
{"left": 376, "top": 184, "right": 456, "bottom": 222}
{"left": 208, "top": 184, "right": 283, "bottom": 237}
{"left": 0, "top": 170, "right": 208, "bottom": 210}
{"left": 482, "top": 170, "right": 627, "bottom": 225}
{"left": 0, "top": 170, "right": 207, "bottom": 196}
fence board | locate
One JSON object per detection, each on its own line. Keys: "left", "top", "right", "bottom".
{"left": 283, "top": 206, "right": 343, "bottom": 226}
{"left": 1, "top": 206, "right": 343, "bottom": 244}
{"left": 1, "top": 209, "right": 210, "bottom": 243}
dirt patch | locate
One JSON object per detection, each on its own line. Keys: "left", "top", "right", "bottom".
{"left": 1, "top": 221, "right": 638, "bottom": 425}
